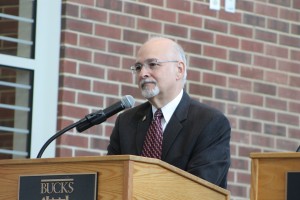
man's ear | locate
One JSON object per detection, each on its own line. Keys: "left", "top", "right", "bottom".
{"left": 176, "top": 61, "right": 185, "bottom": 80}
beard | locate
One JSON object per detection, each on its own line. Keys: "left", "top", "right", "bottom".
{"left": 140, "top": 79, "right": 160, "bottom": 99}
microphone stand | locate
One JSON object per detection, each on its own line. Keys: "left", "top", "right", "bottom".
{"left": 36, "top": 110, "right": 105, "bottom": 158}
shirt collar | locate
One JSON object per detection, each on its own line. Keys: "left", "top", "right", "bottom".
{"left": 151, "top": 89, "right": 183, "bottom": 124}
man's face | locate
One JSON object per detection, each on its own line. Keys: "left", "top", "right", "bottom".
{"left": 135, "top": 39, "right": 180, "bottom": 100}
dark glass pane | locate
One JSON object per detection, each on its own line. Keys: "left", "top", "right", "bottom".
{"left": 0, "top": 66, "right": 32, "bottom": 159}
{"left": 0, "top": 1, "right": 36, "bottom": 58}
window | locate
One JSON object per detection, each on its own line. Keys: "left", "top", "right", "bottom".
{"left": 0, "top": 1, "right": 61, "bottom": 158}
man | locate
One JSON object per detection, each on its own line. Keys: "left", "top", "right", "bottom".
{"left": 107, "top": 37, "right": 231, "bottom": 189}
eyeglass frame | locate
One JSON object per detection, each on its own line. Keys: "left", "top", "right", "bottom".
{"left": 130, "top": 58, "right": 178, "bottom": 74}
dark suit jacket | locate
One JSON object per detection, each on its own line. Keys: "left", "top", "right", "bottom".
{"left": 107, "top": 91, "right": 231, "bottom": 188}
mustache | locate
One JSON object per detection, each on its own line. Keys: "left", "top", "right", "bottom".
{"left": 140, "top": 79, "right": 157, "bottom": 87}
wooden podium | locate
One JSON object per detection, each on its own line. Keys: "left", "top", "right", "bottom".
{"left": 0, "top": 155, "right": 229, "bottom": 199}
{"left": 250, "top": 152, "right": 300, "bottom": 200}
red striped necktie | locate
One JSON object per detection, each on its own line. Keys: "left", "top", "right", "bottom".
{"left": 141, "top": 109, "right": 163, "bottom": 159}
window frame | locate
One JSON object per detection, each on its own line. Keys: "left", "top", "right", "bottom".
{"left": 0, "top": 1, "right": 61, "bottom": 158}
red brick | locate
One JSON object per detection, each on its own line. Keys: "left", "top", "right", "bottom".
{"left": 255, "top": 3, "right": 278, "bottom": 18}
{"left": 264, "top": 123, "right": 286, "bottom": 136}
{"left": 289, "top": 102, "right": 300, "bottom": 114}
{"left": 241, "top": 66, "right": 264, "bottom": 80}
{"left": 203, "top": 45, "right": 227, "bottom": 59}
{"left": 227, "top": 104, "right": 251, "bottom": 117}
{"left": 253, "top": 108, "right": 276, "bottom": 122}
{"left": 243, "top": 13, "right": 266, "bottom": 27}
{"left": 139, "top": 0, "right": 163, "bottom": 6}
{"left": 79, "top": 64, "right": 105, "bottom": 79}
{"left": 265, "top": 97, "right": 287, "bottom": 111}
{"left": 291, "top": 50, "right": 300, "bottom": 61}
{"left": 239, "top": 119, "right": 262, "bottom": 133}
{"left": 79, "top": 35, "right": 106, "bottom": 50}
{"left": 280, "top": 8, "right": 300, "bottom": 22}
{"left": 152, "top": 7, "right": 176, "bottom": 23}
{"left": 236, "top": 0, "right": 254, "bottom": 12}
{"left": 78, "top": 93, "right": 104, "bottom": 107}
{"left": 178, "top": 40, "right": 202, "bottom": 55}
{"left": 289, "top": 128, "right": 300, "bottom": 139}
{"left": 280, "top": 35, "right": 300, "bottom": 48}
{"left": 81, "top": 7, "right": 107, "bottom": 22}
{"left": 219, "top": 10, "right": 242, "bottom": 23}
{"left": 240, "top": 93, "right": 263, "bottom": 106}
{"left": 278, "top": 87, "right": 300, "bottom": 101}
{"left": 204, "top": 19, "right": 228, "bottom": 33}
{"left": 227, "top": 184, "right": 248, "bottom": 198}
{"left": 241, "top": 39, "right": 263, "bottom": 53}
{"left": 276, "top": 138, "right": 299, "bottom": 151}
{"left": 254, "top": 55, "right": 277, "bottom": 69}
{"left": 190, "top": 29, "right": 214, "bottom": 43}
{"left": 62, "top": 3, "right": 79, "bottom": 17}
{"left": 61, "top": 31, "right": 78, "bottom": 45}
{"left": 230, "top": 24, "right": 253, "bottom": 38}
{"left": 229, "top": 77, "right": 251, "bottom": 91}
{"left": 124, "top": 1, "right": 150, "bottom": 17}
{"left": 94, "top": 52, "right": 120, "bottom": 67}
{"left": 193, "top": 2, "right": 217, "bottom": 18}
{"left": 95, "top": 24, "right": 121, "bottom": 39}
{"left": 267, "top": 18, "right": 289, "bottom": 33}
{"left": 216, "top": 62, "right": 239, "bottom": 75}
{"left": 189, "top": 84, "right": 213, "bottom": 98}
{"left": 265, "top": 70, "right": 288, "bottom": 84}
{"left": 108, "top": 41, "right": 134, "bottom": 56}
{"left": 107, "top": 69, "right": 134, "bottom": 83}
{"left": 178, "top": 13, "right": 202, "bottom": 28}
{"left": 166, "top": 0, "right": 191, "bottom": 12}
{"left": 91, "top": 138, "right": 110, "bottom": 149}
{"left": 255, "top": 29, "right": 277, "bottom": 43}
{"left": 229, "top": 51, "right": 252, "bottom": 64}
{"left": 189, "top": 56, "right": 213, "bottom": 70}
{"left": 93, "top": 81, "right": 119, "bottom": 95}
{"left": 62, "top": 18, "right": 93, "bottom": 34}
{"left": 277, "top": 113, "right": 299, "bottom": 126}
{"left": 109, "top": 13, "right": 135, "bottom": 28}
{"left": 164, "top": 24, "right": 188, "bottom": 38}
{"left": 137, "top": 18, "right": 162, "bottom": 33}
{"left": 58, "top": 90, "right": 76, "bottom": 103}
{"left": 60, "top": 60, "right": 77, "bottom": 74}
{"left": 278, "top": 60, "right": 300, "bottom": 73}
{"left": 96, "top": 0, "right": 123, "bottom": 12}
{"left": 215, "top": 88, "right": 238, "bottom": 102}
{"left": 254, "top": 82, "right": 276, "bottom": 96}
{"left": 216, "top": 34, "right": 239, "bottom": 48}
{"left": 58, "top": 104, "right": 89, "bottom": 119}
{"left": 62, "top": 76, "right": 91, "bottom": 91}
{"left": 62, "top": 46, "right": 92, "bottom": 62}
{"left": 203, "top": 72, "right": 227, "bottom": 86}
{"left": 252, "top": 134, "right": 275, "bottom": 148}
{"left": 75, "top": 150, "right": 100, "bottom": 157}
{"left": 237, "top": 172, "right": 251, "bottom": 184}
{"left": 187, "top": 69, "right": 200, "bottom": 82}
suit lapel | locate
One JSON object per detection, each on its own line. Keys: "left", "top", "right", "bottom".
{"left": 135, "top": 104, "right": 152, "bottom": 155}
{"left": 161, "top": 92, "right": 190, "bottom": 160}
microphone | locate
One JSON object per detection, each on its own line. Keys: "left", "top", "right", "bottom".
{"left": 76, "top": 95, "right": 135, "bottom": 132}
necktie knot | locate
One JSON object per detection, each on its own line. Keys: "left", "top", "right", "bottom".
{"left": 154, "top": 109, "right": 163, "bottom": 120}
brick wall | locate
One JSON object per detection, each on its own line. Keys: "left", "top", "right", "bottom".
{"left": 58, "top": 0, "right": 300, "bottom": 199}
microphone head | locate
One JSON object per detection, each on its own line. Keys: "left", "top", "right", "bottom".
{"left": 121, "top": 95, "right": 135, "bottom": 108}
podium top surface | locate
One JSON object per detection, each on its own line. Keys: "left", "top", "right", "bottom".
{"left": 0, "top": 155, "right": 229, "bottom": 195}
{"left": 250, "top": 152, "right": 300, "bottom": 159}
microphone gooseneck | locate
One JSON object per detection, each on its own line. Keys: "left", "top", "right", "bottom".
{"left": 36, "top": 95, "right": 135, "bottom": 158}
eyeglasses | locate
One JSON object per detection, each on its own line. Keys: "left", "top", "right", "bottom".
{"left": 130, "top": 58, "right": 178, "bottom": 74}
